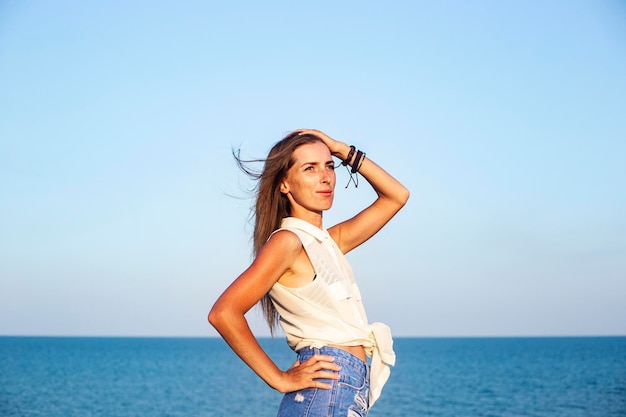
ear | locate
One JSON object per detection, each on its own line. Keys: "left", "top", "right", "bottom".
{"left": 280, "top": 178, "right": 289, "bottom": 194}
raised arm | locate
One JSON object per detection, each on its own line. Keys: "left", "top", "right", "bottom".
{"left": 296, "top": 129, "right": 410, "bottom": 254}
{"left": 208, "top": 230, "right": 341, "bottom": 392}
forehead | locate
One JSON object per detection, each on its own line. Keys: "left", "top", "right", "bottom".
{"left": 291, "top": 141, "right": 332, "bottom": 163}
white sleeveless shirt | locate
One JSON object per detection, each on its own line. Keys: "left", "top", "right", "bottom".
{"left": 268, "top": 217, "right": 395, "bottom": 406}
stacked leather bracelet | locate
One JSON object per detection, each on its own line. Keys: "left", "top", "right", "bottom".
{"left": 341, "top": 145, "right": 366, "bottom": 188}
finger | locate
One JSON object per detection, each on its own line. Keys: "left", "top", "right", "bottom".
{"left": 310, "top": 370, "right": 341, "bottom": 389}
{"left": 311, "top": 380, "right": 333, "bottom": 390}
{"left": 312, "top": 354, "right": 342, "bottom": 369}
{"left": 308, "top": 354, "right": 336, "bottom": 363}
{"left": 295, "top": 130, "right": 315, "bottom": 138}
{"left": 315, "top": 369, "right": 340, "bottom": 380}
{"left": 315, "top": 361, "right": 342, "bottom": 372}
{"left": 299, "top": 355, "right": 341, "bottom": 373}
{"left": 305, "top": 357, "right": 341, "bottom": 373}
{"left": 296, "top": 129, "right": 325, "bottom": 138}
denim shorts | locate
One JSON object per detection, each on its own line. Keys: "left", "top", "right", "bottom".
{"left": 277, "top": 346, "right": 370, "bottom": 417}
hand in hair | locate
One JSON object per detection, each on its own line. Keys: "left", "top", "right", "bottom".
{"left": 296, "top": 129, "right": 341, "bottom": 155}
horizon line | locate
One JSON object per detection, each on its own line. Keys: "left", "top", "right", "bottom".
{"left": 1, "top": 334, "right": 625, "bottom": 339}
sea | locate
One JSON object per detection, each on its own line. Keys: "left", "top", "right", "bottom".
{"left": 1, "top": 336, "right": 624, "bottom": 417}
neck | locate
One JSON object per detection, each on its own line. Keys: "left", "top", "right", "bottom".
{"left": 290, "top": 209, "right": 323, "bottom": 229}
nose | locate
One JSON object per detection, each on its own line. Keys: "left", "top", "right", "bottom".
{"left": 321, "top": 168, "right": 331, "bottom": 183}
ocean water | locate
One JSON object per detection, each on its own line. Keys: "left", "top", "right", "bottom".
{"left": 1, "top": 336, "right": 624, "bottom": 417}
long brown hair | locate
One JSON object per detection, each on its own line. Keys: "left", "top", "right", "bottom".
{"left": 234, "top": 131, "right": 323, "bottom": 332}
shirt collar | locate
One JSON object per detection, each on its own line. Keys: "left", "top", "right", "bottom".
{"left": 280, "top": 217, "right": 329, "bottom": 242}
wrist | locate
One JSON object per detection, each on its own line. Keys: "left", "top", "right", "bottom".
{"left": 338, "top": 144, "right": 356, "bottom": 166}
{"left": 270, "top": 371, "right": 289, "bottom": 393}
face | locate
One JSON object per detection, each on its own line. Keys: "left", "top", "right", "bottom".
{"left": 280, "top": 141, "right": 336, "bottom": 217}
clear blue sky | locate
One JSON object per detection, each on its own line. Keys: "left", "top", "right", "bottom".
{"left": 1, "top": 1, "right": 624, "bottom": 337}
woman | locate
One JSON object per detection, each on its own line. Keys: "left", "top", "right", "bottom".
{"left": 209, "top": 129, "right": 409, "bottom": 416}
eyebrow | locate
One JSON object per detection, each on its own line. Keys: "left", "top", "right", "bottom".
{"left": 300, "top": 159, "right": 335, "bottom": 167}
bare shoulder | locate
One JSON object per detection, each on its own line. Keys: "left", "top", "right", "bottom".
{"left": 261, "top": 229, "right": 303, "bottom": 260}
{"left": 268, "top": 229, "right": 315, "bottom": 287}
